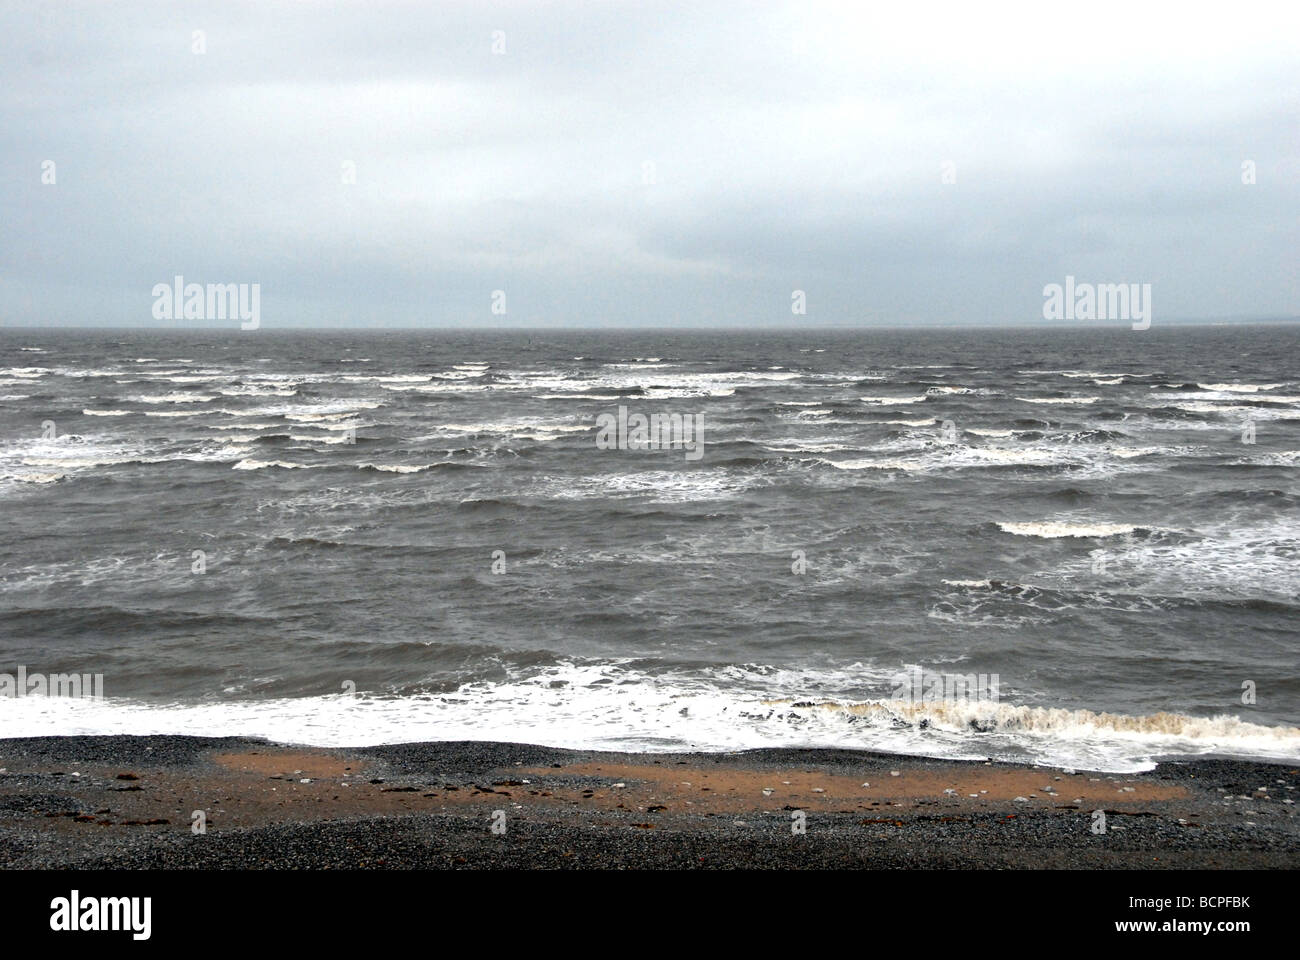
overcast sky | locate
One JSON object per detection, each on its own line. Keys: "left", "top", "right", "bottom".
{"left": 2, "top": 0, "right": 1297, "bottom": 328}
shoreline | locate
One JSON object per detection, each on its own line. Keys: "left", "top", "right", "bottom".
{"left": 0, "top": 735, "right": 1295, "bottom": 869}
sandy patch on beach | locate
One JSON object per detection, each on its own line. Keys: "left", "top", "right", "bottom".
{"left": 513, "top": 761, "right": 1186, "bottom": 815}
{"left": 0, "top": 744, "right": 1191, "bottom": 841}
{"left": 213, "top": 750, "right": 353, "bottom": 779}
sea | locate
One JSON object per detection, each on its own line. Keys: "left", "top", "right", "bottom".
{"left": 1, "top": 324, "right": 1297, "bottom": 772}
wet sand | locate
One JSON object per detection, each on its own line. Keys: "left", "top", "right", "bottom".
{"left": 0, "top": 736, "right": 1294, "bottom": 869}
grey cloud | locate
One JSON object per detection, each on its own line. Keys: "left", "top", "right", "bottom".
{"left": 1, "top": 1, "right": 1296, "bottom": 328}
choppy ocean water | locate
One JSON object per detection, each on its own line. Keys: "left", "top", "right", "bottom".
{"left": 1, "top": 325, "right": 1297, "bottom": 772}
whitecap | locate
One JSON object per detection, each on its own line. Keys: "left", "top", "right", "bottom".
{"left": 1016, "top": 396, "right": 1099, "bottom": 405}
{"left": 997, "top": 521, "right": 1143, "bottom": 539}
{"left": 232, "top": 458, "right": 314, "bottom": 470}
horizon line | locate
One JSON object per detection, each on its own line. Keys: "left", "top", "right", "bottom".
{"left": 3, "top": 318, "right": 1299, "bottom": 334}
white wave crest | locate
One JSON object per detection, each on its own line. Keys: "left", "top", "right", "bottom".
{"left": 997, "top": 521, "right": 1143, "bottom": 538}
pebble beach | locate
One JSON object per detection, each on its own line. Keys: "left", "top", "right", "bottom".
{"left": 0, "top": 736, "right": 1294, "bottom": 870}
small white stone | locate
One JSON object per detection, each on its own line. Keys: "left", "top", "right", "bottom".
{"left": 1014, "top": 796, "right": 1029, "bottom": 802}
{"left": 613, "top": 783, "right": 625, "bottom": 788}
{"left": 300, "top": 778, "right": 310, "bottom": 784}
{"left": 890, "top": 771, "right": 900, "bottom": 777}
